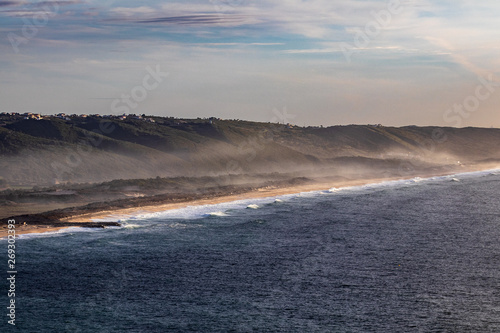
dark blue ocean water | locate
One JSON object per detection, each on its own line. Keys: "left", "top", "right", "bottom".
{"left": 3, "top": 170, "right": 500, "bottom": 332}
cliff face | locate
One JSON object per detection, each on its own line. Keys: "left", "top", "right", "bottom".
{"left": 1, "top": 114, "right": 500, "bottom": 186}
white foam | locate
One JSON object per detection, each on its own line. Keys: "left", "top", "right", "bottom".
{"left": 246, "top": 204, "right": 259, "bottom": 209}
{"left": 204, "top": 211, "right": 228, "bottom": 217}
{"left": 321, "top": 169, "right": 500, "bottom": 196}
{"left": 132, "top": 196, "right": 279, "bottom": 221}
{"left": 122, "top": 224, "right": 145, "bottom": 229}
{"left": 362, "top": 177, "right": 424, "bottom": 189}
{"left": 15, "top": 227, "right": 103, "bottom": 240}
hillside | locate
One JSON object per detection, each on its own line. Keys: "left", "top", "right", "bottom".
{"left": 1, "top": 113, "right": 500, "bottom": 187}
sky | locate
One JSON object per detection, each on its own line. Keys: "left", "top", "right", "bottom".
{"left": 0, "top": 0, "right": 499, "bottom": 127}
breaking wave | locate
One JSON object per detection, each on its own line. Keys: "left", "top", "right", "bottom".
{"left": 204, "top": 211, "right": 228, "bottom": 217}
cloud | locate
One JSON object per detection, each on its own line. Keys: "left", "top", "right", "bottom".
{"left": 424, "top": 36, "right": 500, "bottom": 81}
{"left": 136, "top": 14, "right": 248, "bottom": 26}
{"left": 0, "top": 1, "right": 21, "bottom": 7}
{"left": 282, "top": 48, "right": 340, "bottom": 55}
{"left": 0, "top": 0, "right": 83, "bottom": 17}
{"left": 35, "top": 1, "right": 84, "bottom": 6}
{"left": 197, "top": 42, "right": 284, "bottom": 46}
{"left": 109, "top": 6, "right": 156, "bottom": 17}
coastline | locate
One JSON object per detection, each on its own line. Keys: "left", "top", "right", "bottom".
{"left": 1, "top": 178, "right": 381, "bottom": 239}
{"left": 65, "top": 166, "right": 498, "bottom": 223}
{"left": 0, "top": 222, "right": 121, "bottom": 239}
{"left": 61, "top": 178, "right": 378, "bottom": 222}
{"left": 2, "top": 166, "right": 498, "bottom": 239}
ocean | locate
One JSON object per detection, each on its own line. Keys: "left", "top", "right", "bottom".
{"left": 3, "top": 170, "right": 500, "bottom": 332}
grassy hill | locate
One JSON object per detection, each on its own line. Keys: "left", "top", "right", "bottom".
{"left": 1, "top": 113, "right": 500, "bottom": 186}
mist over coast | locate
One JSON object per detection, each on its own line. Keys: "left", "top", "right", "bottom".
{"left": 2, "top": 113, "right": 500, "bottom": 188}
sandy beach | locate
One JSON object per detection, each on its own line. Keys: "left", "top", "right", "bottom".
{"left": 62, "top": 179, "right": 373, "bottom": 222}
{"left": 1, "top": 177, "right": 387, "bottom": 238}
{"left": 2, "top": 166, "right": 496, "bottom": 239}
{"left": 65, "top": 166, "right": 494, "bottom": 224}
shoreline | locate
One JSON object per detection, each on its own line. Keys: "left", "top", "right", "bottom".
{"left": 62, "top": 179, "right": 376, "bottom": 222}
{"left": 66, "top": 166, "right": 498, "bottom": 223}
{"left": 0, "top": 222, "right": 121, "bottom": 239}
{"left": 2, "top": 166, "right": 498, "bottom": 239}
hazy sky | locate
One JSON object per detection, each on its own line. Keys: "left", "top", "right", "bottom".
{"left": 1, "top": 0, "right": 499, "bottom": 127}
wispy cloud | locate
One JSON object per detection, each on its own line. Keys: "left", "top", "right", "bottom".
{"left": 135, "top": 14, "right": 251, "bottom": 26}
{"left": 0, "top": 0, "right": 83, "bottom": 17}
{"left": 35, "top": 1, "right": 84, "bottom": 6}
{"left": 0, "top": 1, "right": 21, "bottom": 7}
{"left": 198, "top": 42, "right": 284, "bottom": 46}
